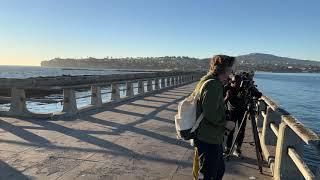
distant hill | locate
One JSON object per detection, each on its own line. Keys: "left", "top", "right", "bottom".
{"left": 236, "top": 53, "right": 320, "bottom": 66}
{"left": 233, "top": 53, "right": 320, "bottom": 72}
{"left": 41, "top": 53, "right": 320, "bottom": 73}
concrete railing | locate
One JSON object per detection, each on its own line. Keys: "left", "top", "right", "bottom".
{"left": 0, "top": 71, "right": 203, "bottom": 118}
{"left": 256, "top": 95, "right": 320, "bottom": 180}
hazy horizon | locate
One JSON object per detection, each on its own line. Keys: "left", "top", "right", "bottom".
{"left": 1, "top": 0, "right": 320, "bottom": 66}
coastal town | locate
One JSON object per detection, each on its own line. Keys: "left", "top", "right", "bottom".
{"left": 41, "top": 53, "right": 320, "bottom": 73}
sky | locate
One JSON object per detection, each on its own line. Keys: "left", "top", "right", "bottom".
{"left": 0, "top": 0, "right": 320, "bottom": 66}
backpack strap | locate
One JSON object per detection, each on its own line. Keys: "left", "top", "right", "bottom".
{"left": 191, "top": 79, "right": 214, "bottom": 133}
{"left": 194, "top": 79, "right": 214, "bottom": 100}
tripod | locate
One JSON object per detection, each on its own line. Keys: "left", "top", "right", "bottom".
{"left": 225, "top": 98, "right": 264, "bottom": 173}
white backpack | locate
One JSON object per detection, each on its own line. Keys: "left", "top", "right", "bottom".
{"left": 175, "top": 79, "right": 213, "bottom": 140}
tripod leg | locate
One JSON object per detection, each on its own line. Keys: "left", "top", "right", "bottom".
{"left": 226, "top": 110, "right": 248, "bottom": 160}
{"left": 249, "top": 111, "right": 264, "bottom": 173}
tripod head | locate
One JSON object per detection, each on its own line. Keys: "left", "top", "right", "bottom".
{"left": 239, "top": 78, "right": 262, "bottom": 115}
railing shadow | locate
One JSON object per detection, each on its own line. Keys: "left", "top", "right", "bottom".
{"left": 0, "top": 85, "right": 195, "bottom": 174}
{"left": 0, "top": 118, "right": 51, "bottom": 144}
{"left": 0, "top": 160, "right": 30, "bottom": 180}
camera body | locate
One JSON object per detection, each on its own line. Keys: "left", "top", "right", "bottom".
{"left": 239, "top": 72, "right": 262, "bottom": 100}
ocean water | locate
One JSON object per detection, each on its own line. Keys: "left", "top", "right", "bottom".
{"left": 0, "top": 66, "right": 136, "bottom": 79}
{"left": 254, "top": 72, "right": 320, "bottom": 172}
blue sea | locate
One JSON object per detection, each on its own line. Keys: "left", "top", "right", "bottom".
{"left": 254, "top": 72, "right": 320, "bottom": 172}
{"left": 0, "top": 67, "right": 319, "bottom": 172}
{"left": 0, "top": 66, "right": 142, "bottom": 112}
{"left": 0, "top": 66, "right": 136, "bottom": 79}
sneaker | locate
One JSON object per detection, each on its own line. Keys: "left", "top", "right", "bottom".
{"left": 232, "top": 150, "right": 239, "bottom": 157}
{"left": 233, "top": 149, "right": 242, "bottom": 157}
{"left": 236, "top": 149, "right": 242, "bottom": 155}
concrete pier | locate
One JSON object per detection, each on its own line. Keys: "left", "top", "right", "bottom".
{"left": 0, "top": 71, "right": 319, "bottom": 180}
{"left": 0, "top": 82, "right": 273, "bottom": 180}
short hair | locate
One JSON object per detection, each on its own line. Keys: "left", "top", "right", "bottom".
{"left": 209, "top": 55, "right": 235, "bottom": 75}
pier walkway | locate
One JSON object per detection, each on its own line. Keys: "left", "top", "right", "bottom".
{"left": 0, "top": 82, "right": 272, "bottom": 180}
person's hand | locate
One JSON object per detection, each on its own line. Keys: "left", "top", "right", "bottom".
{"left": 224, "top": 90, "right": 231, "bottom": 102}
{"left": 225, "top": 121, "right": 235, "bottom": 133}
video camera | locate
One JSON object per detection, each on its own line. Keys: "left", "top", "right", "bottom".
{"left": 239, "top": 71, "right": 262, "bottom": 100}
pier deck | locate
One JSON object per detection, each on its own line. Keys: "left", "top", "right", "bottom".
{"left": 0, "top": 82, "right": 272, "bottom": 180}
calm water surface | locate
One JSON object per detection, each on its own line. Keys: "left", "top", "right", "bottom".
{"left": 255, "top": 72, "right": 320, "bottom": 172}
{"left": 0, "top": 66, "right": 136, "bottom": 79}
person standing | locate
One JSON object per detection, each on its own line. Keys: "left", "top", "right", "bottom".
{"left": 192, "top": 55, "right": 235, "bottom": 180}
{"left": 224, "top": 74, "right": 246, "bottom": 157}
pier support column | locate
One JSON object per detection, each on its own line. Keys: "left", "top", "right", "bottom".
{"left": 154, "top": 78, "right": 160, "bottom": 90}
{"left": 175, "top": 76, "right": 179, "bottom": 85}
{"left": 166, "top": 77, "right": 170, "bottom": 87}
{"left": 147, "top": 79, "right": 153, "bottom": 92}
{"left": 126, "top": 81, "right": 134, "bottom": 97}
{"left": 111, "top": 83, "right": 120, "bottom": 100}
{"left": 274, "top": 122, "right": 304, "bottom": 180}
{"left": 9, "top": 88, "right": 29, "bottom": 115}
{"left": 138, "top": 80, "right": 145, "bottom": 94}
{"left": 161, "top": 78, "right": 166, "bottom": 88}
{"left": 62, "top": 88, "right": 78, "bottom": 115}
{"left": 91, "top": 86, "right": 102, "bottom": 107}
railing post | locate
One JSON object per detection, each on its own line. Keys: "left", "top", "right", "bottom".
{"left": 9, "top": 88, "right": 29, "bottom": 115}
{"left": 147, "top": 79, "right": 153, "bottom": 92}
{"left": 91, "top": 85, "right": 102, "bottom": 107}
{"left": 161, "top": 78, "right": 166, "bottom": 88}
{"left": 179, "top": 76, "right": 183, "bottom": 84}
{"left": 175, "top": 76, "right": 179, "bottom": 85}
{"left": 62, "top": 88, "right": 78, "bottom": 114}
{"left": 262, "top": 106, "right": 278, "bottom": 146}
{"left": 154, "top": 78, "right": 160, "bottom": 90}
{"left": 166, "top": 77, "right": 170, "bottom": 87}
{"left": 274, "top": 122, "right": 304, "bottom": 180}
{"left": 171, "top": 77, "right": 175, "bottom": 86}
{"left": 126, "top": 81, "right": 134, "bottom": 97}
{"left": 111, "top": 83, "right": 120, "bottom": 100}
{"left": 138, "top": 80, "right": 145, "bottom": 94}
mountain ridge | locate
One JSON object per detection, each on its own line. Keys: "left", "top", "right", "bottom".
{"left": 41, "top": 53, "right": 320, "bottom": 73}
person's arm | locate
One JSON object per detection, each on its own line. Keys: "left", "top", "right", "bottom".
{"left": 201, "top": 81, "right": 225, "bottom": 127}
{"left": 224, "top": 89, "right": 231, "bottom": 102}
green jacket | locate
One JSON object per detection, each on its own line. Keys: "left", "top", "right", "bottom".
{"left": 193, "top": 73, "right": 226, "bottom": 144}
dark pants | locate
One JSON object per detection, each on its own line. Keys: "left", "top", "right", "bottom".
{"left": 196, "top": 140, "right": 225, "bottom": 180}
{"left": 226, "top": 110, "right": 246, "bottom": 150}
